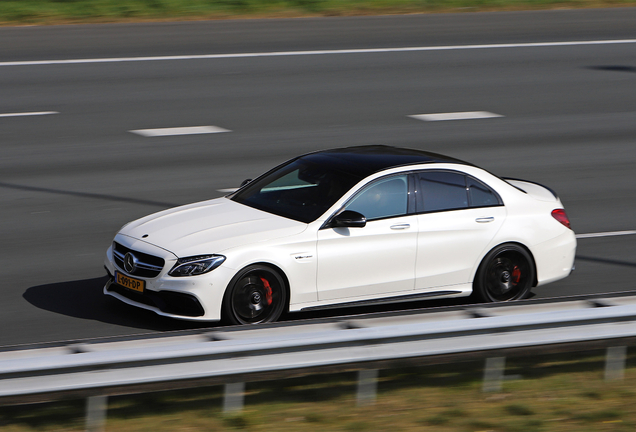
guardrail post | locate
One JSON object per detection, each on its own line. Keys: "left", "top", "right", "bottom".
{"left": 483, "top": 357, "right": 505, "bottom": 392}
{"left": 357, "top": 369, "right": 378, "bottom": 406}
{"left": 223, "top": 382, "right": 245, "bottom": 413}
{"left": 605, "top": 346, "right": 627, "bottom": 381}
{"left": 85, "top": 395, "right": 107, "bottom": 432}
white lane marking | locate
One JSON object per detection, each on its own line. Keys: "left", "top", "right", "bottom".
{"left": 217, "top": 188, "right": 239, "bottom": 193}
{"left": 0, "top": 111, "right": 59, "bottom": 118}
{"left": 130, "top": 126, "right": 230, "bottom": 137}
{"left": 2, "top": 39, "right": 636, "bottom": 67}
{"left": 576, "top": 230, "right": 636, "bottom": 239}
{"left": 409, "top": 111, "right": 503, "bottom": 121}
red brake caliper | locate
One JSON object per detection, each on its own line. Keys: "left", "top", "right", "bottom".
{"left": 260, "top": 277, "right": 273, "bottom": 305}
{"left": 511, "top": 266, "right": 521, "bottom": 285}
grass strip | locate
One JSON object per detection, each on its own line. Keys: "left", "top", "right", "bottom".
{"left": 0, "top": 0, "right": 635, "bottom": 25}
{"left": 1, "top": 349, "right": 636, "bottom": 431}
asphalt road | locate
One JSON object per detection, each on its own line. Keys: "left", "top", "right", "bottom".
{"left": 1, "top": 9, "right": 635, "bottom": 348}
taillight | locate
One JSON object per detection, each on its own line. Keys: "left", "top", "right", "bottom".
{"left": 551, "top": 209, "right": 571, "bottom": 229}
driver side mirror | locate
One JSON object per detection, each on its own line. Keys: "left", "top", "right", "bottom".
{"left": 326, "top": 210, "right": 366, "bottom": 229}
{"left": 240, "top": 179, "right": 253, "bottom": 187}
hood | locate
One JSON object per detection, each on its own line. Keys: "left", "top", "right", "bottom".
{"left": 119, "top": 197, "right": 307, "bottom": 256}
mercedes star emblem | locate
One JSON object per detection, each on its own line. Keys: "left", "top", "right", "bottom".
{"left": 124, "top": 252, "right": 138, "bottom": 273}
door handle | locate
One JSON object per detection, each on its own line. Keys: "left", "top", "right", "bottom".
{"left": 476, "top": 217, "right": 495, "bottom": 223}
{"left": 390, "top": 224, "right": 410, "bottom": 230}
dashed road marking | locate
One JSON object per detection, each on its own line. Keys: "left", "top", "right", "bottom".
{"left": 576, "top": 230, "right": 636, "bottom": 239}
{"left": 1, "top": 39, "right": 635, "bottom": 67}
{"left": 409, "top": 111, "right": 504, "bottom": 121}
{"left": 130, "top": 126, "right": 231, "bottom": 137}
{"left": 0, "top": 111, "right": 58, "bottom": 118}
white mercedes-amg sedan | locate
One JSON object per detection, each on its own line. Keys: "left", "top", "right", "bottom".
{"left": 104, "top": 146, "right": 576, "bottom": 324}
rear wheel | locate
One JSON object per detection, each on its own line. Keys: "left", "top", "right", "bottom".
{"left": 473, "top": 244, "right": 534, "bottom": 302}
{"left": 223, "top": 265, "right": 287, "bottom": 325}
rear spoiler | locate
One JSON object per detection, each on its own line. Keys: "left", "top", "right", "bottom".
{"left": 502, "top": 177, "right": 559, "bottom": 200}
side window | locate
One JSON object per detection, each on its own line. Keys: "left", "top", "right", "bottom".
{"left": 467, "top": 177, "right": 502, "bottom": 207}
{"left": 417, "top": 171, "right": 468, "bottom": 212}
{"left": 345, "top": 175, "right": 408, "bottom": 221}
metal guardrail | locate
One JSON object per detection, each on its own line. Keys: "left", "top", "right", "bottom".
{"left": 1, "top": 296, "right": 636, "bottom": 430}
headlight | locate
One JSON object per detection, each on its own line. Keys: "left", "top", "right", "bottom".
{"left": 168, "top": 255, "right": 226, "bottom": 277}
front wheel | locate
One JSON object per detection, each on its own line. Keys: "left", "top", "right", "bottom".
{"left": 473, "top": 244, "right": 535, "bottom": 302}
{"left": 223, "top": 265, "right": 287, "bottom": 325}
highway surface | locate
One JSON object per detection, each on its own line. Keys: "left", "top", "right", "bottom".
{"left": 1, "top": 9, "right": 635, "bottom": 348}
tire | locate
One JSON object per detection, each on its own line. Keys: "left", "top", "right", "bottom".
{"left": 473, "top": 244, "right": 535, "bottom": 303}
{"left": 223, "top": 265, "right": 287, "bottom": 325}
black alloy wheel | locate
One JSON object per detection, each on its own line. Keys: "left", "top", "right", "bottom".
{"left": 223, "top": 265, "right": 287, "bottom": 325}
{"left": 474, "top": 244, "right": 535, "bottom": 302}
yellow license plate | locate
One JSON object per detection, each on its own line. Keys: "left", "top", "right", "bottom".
{"left": 116, "top": 272, "right": 145, "bottom": 293}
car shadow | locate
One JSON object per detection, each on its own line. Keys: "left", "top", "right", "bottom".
{"left": 23, "top": 276, "right": 215, "bottom": 332}
{"left": 588, "top": 65, "right": 636, "bottom": 74}
{"left": 24, "top": 276, "right": 541, "bottom": 331}
{"left": 575, "top": 255, "right": 636, "bottom": 268}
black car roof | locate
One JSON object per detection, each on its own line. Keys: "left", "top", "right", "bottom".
{"left": 299, "top": 145, "right": 472, "bottom": 178}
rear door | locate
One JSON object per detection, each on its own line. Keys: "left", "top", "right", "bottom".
{"left": 414, "top": 170, "right": 506, "bottom": 290}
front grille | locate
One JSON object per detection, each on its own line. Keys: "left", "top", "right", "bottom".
{"left": 113, "top": 242, "right": 165, "bottom": 278}
{"left": 107, "top": 282, "right": 205, "bottom": 317}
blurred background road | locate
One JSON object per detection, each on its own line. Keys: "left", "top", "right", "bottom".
{"left": 1, "top": 9, "right": 635, "bottom": 347}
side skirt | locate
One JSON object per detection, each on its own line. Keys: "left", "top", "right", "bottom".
{"left": 300, "top": 290, "right": 463, "bottom": 312}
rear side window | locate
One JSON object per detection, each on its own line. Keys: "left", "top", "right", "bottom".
{"left": 467, "top": 177, "right": 501, "bottom": 207}
{"left": 417, "top": 171, "right": 501, "bottom": 213}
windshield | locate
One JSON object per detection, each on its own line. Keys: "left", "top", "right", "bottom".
{"left": 230, "top": 158, "right": 362, "bottom": 223}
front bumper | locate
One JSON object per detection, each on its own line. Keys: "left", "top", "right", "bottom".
{"left": 103, "top": 238, "right": 232, "bottom": 322}
{"left": 104, "top": 271, "right": 205, "bottom": 317}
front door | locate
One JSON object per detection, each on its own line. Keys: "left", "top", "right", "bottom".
{"left": 317, "top": 175, "right": 417, "bottom": 301}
